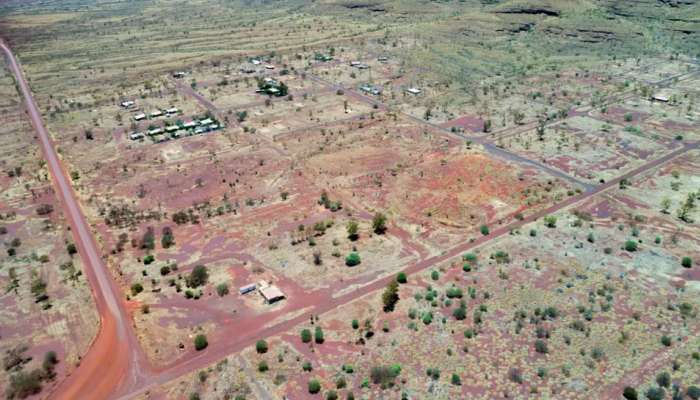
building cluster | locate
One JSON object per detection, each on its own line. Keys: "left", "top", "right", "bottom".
{"left": 129, "top": 116, "right": 222, "bottom": 142}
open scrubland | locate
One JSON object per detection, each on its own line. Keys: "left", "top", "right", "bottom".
{"left": 0, "top": 56, "right": 97, "bottom": 399}
{"left": 0, "top": 0, "right": 699, "bottom": 399}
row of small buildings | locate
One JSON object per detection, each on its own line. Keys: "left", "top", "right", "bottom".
{"left": 133, "top": 107, "right": 180, "bottom": 121}
{"left": 129, "top": 117, "right": 222, "bottom": 141}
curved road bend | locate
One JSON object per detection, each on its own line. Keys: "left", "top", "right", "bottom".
{"left": 0, "top": 41, "right": 147, "bottom": 399}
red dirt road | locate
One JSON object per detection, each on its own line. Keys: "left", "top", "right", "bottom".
{"left": 0, "top": 41, "right": 148, "bottom": 399}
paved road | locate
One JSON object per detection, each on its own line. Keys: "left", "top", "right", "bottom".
{"left": 0, "top": 41, "right": 148, "bottom": 400}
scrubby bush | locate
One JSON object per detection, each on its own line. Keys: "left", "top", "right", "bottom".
{"left": 622, "top": 386, "right": 638, "bottom": 400}
{"left": 301, "top": 329, "right": 312, "bottom": 343}
{"left": 396, "top": 272, "right": 407, "bottom": 284}
{"left": 216, "top": 283, "right": 229, "bottom": 297}
{"left": 480, "top": 225, "right": 490, "bottom": 235}
{"left": 314, "top": 327, "right": 325, "bottom": 344}
{"left": 345, "top": 252, "right": 361, "bottom": 266}
{"left": 187, "top": 265, "right": 209, "bottom": 288}
{"left": 256, "top": 340, "right": 268, "bottom": 354}
{"left": 682, "top": 256, "right": 693, "bottom": 268}
{"left": 258, "top": 361, "right": 269, "bottom": 372}
{"left": 194, "top": 334, "right": 208, "bottom": 351}
{"left": 534, "top": 339, "right": 548, "bottom": 354}
{"left": 308, "top": 379, "right": 321, "bottom": 394}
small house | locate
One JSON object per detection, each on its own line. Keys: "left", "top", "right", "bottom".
{"left": 194, "top": 128, "right": 204, "bottom": 135}
{"left": 129, "top": 132, "right": 144, "bottom": 140}
{"left": 378, "top": 57, "right": 388, "bottom": 63}
{"left": 251, "top": 59, "right": 262, "bottom": 65}
{"left": 150, "top": 110, "right": 163, "bottom": 118}
{"left": 148, "top": 128, "right": 162, "bottom": 136}
{"left": 350, "top": 61, "right": 361, "bottom": 66}
{"left": 265, "top": 64, "right": 275, "bottom": 70}
{"left": 120, "top": 100, "right": 135, "bottom": 108}
{"left": 172, "top": 72, "right": 186, "bottom": 78}
{"left": 239, "top": 283, "right": 256, "bottom": 295}
{"left": 165, "top": 125, "right": 179, "bottom": 133}
{"left": 134, "top": 113, "right": 146, "bottom": 121}
{"left": 183, "top": 121, "right": 196, "bottom": 129}
{"left": 651, "top": 94, "right": 670, "bottom": 103}
{"left": 258, "top": 283, "right": 285, "bottom": 304}
{"left": 165, "top": 107, "right": 179, "bottom": 115}
{"left": 199, "top": 118, "right": 214, "bottom": 126}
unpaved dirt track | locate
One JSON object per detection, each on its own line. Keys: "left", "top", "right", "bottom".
{"left": 5, "top": 36, "right": 698, "bottom": 400}
{"left": 0, "top": 41, "right": 148, "bottom": 400}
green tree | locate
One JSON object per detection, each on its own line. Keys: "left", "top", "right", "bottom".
{"left": 258, "top": 360, "right": 269, "bottom": 372}
{"left": 682, "top": 256, "right": 693, "bottom": 268}
{"left": 544, "top": 215, "right": 557, "bottom": 228}
{"left": 256, "top": 339, "right": 268, "bottom": 354}
{"left": 301, "top": 328, "right": 312, "bottom": 343}
{"left": 645, "top": 387, "right": 665, "bottom": 400}
{"left": 345, "top": 252, "right": 361, "bottom": 266}
{"left": 216, "top": 283, "right": 229, "bottom": 297}
{"left": 372, "top": 213, "right": 387, "bottom": 234}
{"left": 187, "top": 265, "right": 209, "bottom": 288}
{"left": 194, "top": 334, "right": 208, "bottom": 351}
{"left": 624, "top": 240, "right": 638, "bottom": 252}
{"left": 451, "top": 373, "right": 462, "bottom": 386}
{"left": 346, "top": 220, "right": 359, "bottom": 240}
{"left": 480, "top": 225, "right": 490, "bottom": 235}
{"left": 314, "top": 326, "right": 325, "bottom": 344}
{"left": 130, "top": 283, "right": 143, "bottom": 296}
{"left": 382, "top": 281, "right": 400, "bottom": 312}
{"left": 687, "top": 386, "right": 700, "bottom": 400}
{"left": 161, "top": 226, "right": 175, "bottom": 248}
{"left": 308, "top": 379, "right": 321, "bottom": 394}
{"left": 622, "top": 386, "right": 638, "bottom": 400}
{"left": 396, "top": 272, "right": 407, "bottom": 284}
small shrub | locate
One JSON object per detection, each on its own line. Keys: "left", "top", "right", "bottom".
{"left": 345, "top": 252, "right": 361, "bottom": 266}
{"left": 624, "top": 240, "right": 638, "bottom": 252}
{"left": 534, "top": 339, "right": 548, "bottom": 354}
{"left": 682, "top": 256, "right": 693, "bottom": 268}
{"left": 396, "top": 272, "right": 407, "bottom": 284}
{"left": 687, "top": 386, "right": 700, "bottom": 400}
{"left": 194, "top": 334, "right": 208, "bottom": 351}
{"left": 258, "top": 361, "right": 269, "bottom": 372}
{"left": 308, "top": 379, "right": 321, "bottom": 394}
{"left": 216, "top": 283, "right": 229, "bottom": 297}
{"left": 622, "top": 387, "right": 638, "bottom": 400}
{"left": 256, "top": 340, "right": 268, "bottom": 354}
{"left": 480, "top": 225, "right": 490, "bottom": 235}
{"left": 301, "top": 329, "right": 312, "bottom": 343}
{"left": 314, "top": 327, "right": 324, "bottom": 344}
{"left": 660, "top": 335, "right": 672, "bottom": 347}
{"left": 645, "top": 387, "right": 665, "bottom": 400}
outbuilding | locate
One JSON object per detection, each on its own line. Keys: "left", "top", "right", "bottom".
{"left": 258, "top": 282, "right": 285, "bottom": 304}
{"left": 134, "top": 113, "right": 146, "bottom": 121}
{"left": 407, "top": 87, "right": 422, "bottom": 95}
{"left": 239, "top": 283, "right": 256, "bottom": 295}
